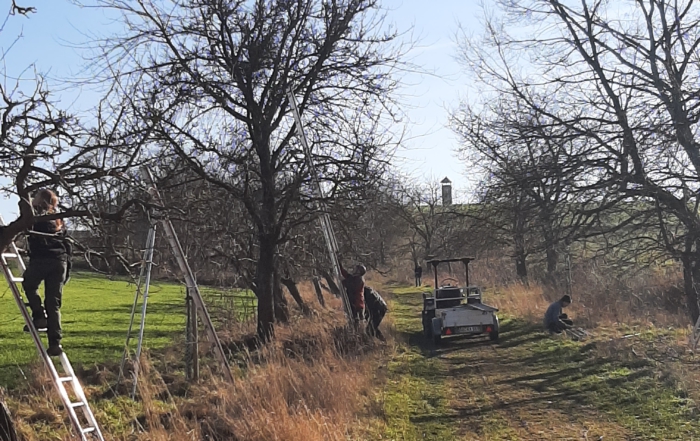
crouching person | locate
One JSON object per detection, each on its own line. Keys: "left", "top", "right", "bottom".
{"left": 544, "top": 295, "right": 573, "bottom": 334}
{"left": 364, "top": 287, "right": 388, "bottom": 340}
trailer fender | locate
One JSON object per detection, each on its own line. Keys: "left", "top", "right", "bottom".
{"left": 493, "top": 314, "right": 500, "bottom": 332}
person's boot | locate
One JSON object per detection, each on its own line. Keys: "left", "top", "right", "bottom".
{"left": 23, "top": 317, "right": 48, "bottom": 333}
{"left": 46, "top": 342, "right": 63, "bottom": 356}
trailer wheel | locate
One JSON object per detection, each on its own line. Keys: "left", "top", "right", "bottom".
{"left": 489, "top": 331, "right": 499, "bottom": 341}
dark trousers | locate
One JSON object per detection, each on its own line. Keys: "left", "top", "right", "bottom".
{"left": 367, "top": 308, "right": 386, "bottom": 339}
{"left": 350, "top": 304, "right": 365, "bottom": 324}
{"left": 415, "top": 276, "right": 421, "bottom": 287}
{"left": 548, "top": 315, "right": 574, "bottom": 334}
{"left": 22, "top": 258, "right": 67, "bottom": 344}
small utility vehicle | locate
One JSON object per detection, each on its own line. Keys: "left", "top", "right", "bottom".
{"left": 421, "top": 257, "right": 499, "bottom": 344}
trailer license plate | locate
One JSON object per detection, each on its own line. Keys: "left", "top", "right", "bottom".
{"left": 455, "top": 326, "right": 481, "bottom": 333}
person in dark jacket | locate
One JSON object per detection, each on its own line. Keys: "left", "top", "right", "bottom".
{"left": 22, "top": 189, "right": 71, "bottom": 356}
{"left": 339, "top": 260, "right": 366, "bottom": 322}
{"left": 414, "top": 264, "right": 423, "bottom": 287}
{"left": 544, "top": 295, "right": 573, "bottom": 334}
{"left": 364, "top": 286, "right": 388, "bottom": 340}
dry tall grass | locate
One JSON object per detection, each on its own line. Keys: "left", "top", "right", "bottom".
{"left": 477, "top": 258, "right": 690, "bottom": 330}
{"left": 6, "top": 284, "right": 390, "bottom": 441}
{"left": 391, "top": 253, "right": 690, "bottom": 329}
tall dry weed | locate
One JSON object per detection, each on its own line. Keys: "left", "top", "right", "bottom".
{"left": 5, "top": 282, "right": 387, "bottom": 441}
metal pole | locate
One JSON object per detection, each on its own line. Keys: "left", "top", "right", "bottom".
{"left": 189, "top": 288, "right": 199, "bottom": 381}
{"left": 465, "top": 260, "right": 469, "bottom": 287}
{"left": 433, "top": 262, "right": 438, "bottom": 288}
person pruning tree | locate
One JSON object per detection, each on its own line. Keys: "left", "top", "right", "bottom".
{"left": 22, "top": 189, "right": 73, "bottom": 356}
{"left": 338, "top": 256, "right": 366, "bottom": 322}
{"left": 544, "top": 295, "right": 573, "bottom": 334}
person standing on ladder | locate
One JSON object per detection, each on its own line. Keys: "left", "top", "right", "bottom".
{"left": 22, "top": 189, "right": 72, "bottom": 356}
{"left": 338, "top": 256, "right": 366, "bottom": 322}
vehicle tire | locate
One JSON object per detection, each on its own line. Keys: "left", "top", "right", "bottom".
{"left": 489, "top": 331, "right": 499, "bottom": 341}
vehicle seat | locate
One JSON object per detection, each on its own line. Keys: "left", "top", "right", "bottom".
{"left": 436, "top": 286, "right": 462, "bottom": 308}
{"left": 466, "top": 287, "right": 482, "bottom": 304}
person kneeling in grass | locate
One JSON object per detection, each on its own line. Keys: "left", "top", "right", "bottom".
{"left": 544, "top": 295, "right": 573, "bottom": 334}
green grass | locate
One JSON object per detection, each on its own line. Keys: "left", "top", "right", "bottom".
{"left": 375, "top": 286, "right": 700, "bottom": 440}
{"left": 368, "top": 285, "right": 456, "bottom": 440}
{"left": 0, "top": 272, "right": 256, "bottom": 388}
{"left": 0, "top": 272, "right": 187, "bottom": 387}
{"left": 380, "top": 348, "right": 456, "bottom": 441}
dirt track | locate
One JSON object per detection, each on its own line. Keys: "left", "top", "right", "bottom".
{"left": 381, "top": 288, "right": 700, "bottom": 440}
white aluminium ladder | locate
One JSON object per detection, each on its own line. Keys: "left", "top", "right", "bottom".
{"left": 286, "top": 89, "right": 353, "bottom": 323}
{"left": 140, "top": 166, "right": 234, "bottom": 383}
{"left": 117, "top": 219, "right": 157, "bottom": 398}
{"left": 0, "top": 217, "right": 104, "bottom": 441}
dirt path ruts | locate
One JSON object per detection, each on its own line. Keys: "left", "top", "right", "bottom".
{"left": 397, "top": 293, "right": 630, "bottom": 440}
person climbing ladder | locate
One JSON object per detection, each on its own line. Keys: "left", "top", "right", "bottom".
{"left": 22, "top": 189, "right": 73, "bottom": 356}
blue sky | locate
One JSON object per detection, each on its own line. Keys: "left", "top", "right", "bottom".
{"left": 0, "top": 0, "right": 482, "bottom": 217}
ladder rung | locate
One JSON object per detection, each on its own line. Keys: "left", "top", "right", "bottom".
{"left": 1, "top": 253, "right": 18, "bottom": 259}
{"left": 59, "top": 376, "right": 74, "bottom": 383}
{"left": 70, "top": 402, "right": 85, "bottom": 409}
{"left": 10, "top": 277, "right": 23, "bottom": 283}
{"left": 82, "top": 427, "right": 95, "bottom": 434}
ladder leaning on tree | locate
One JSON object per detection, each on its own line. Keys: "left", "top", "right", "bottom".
{"left": 286, "top": 89, "right": 353, "bottom": 324}
{"left": 0, "top": 215, "right": 105, "bottom": 441}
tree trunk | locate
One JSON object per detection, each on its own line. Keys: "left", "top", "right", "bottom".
{"left": 273, "top": 269, "right": 289, "bottom": 323}
{"left": 312, "top": 277, "right": 326, "bottom": 308}
{"left": 255, "top": 234, "right": 276, "bottom": 341}
{"left": 682, "top": 255, "right": 700, "bottom": 324}
{"left": 513, "top": 198, "right": 529, "bottom": 285}
{"left": 514, "top": 233, "right": 528, "bottom": 285}
{"left": 546, "top": 245, "right": 558, "bottom": 282}
{"left": 515, "top": 254, "right": 528, "bottom": 285}
{"left": 319, "top": 268, "right": 341, "bottom": 296}
{"left": 281, "top": 277, "right": 311, "bottom": 315}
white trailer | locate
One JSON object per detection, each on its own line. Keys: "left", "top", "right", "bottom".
{"left": 421, "top": 258, "right": 499, "bottom": 344}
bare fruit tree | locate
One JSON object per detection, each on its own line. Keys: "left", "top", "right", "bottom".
{"left": 95, "top": 0, "right": 405, "bottom": 340}
{"left": 0, "top": 4, "right": 147, "bottom": 258}
{"left": 457, "top": 0, "right": 700, "bottom": 321}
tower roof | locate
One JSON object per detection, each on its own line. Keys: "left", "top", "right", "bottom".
{"left": 441, "top": 177, "right": 451, "bottom": 184}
